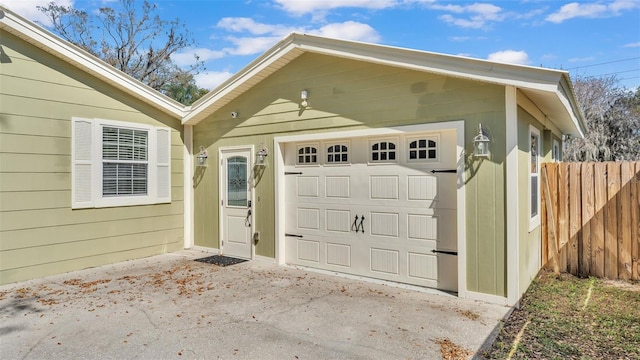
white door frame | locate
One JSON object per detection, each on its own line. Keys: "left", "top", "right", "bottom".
{"left": 219, "top": 145, "right": 255, "bottom": 259}
{"left": 273, "top": 121, "right": 466, "bottom": 296}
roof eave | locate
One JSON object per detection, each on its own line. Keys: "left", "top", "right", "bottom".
{"left": 184, "top": 33, "right": 584, "bottom": 130}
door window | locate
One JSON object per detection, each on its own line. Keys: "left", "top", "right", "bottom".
{"left": 227, "top": 156, "right": 248, "bottom": 206}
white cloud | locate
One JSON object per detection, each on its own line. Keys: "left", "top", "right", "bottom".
{"left": 546, "top": 0, "right": 640, "bottom": 23}
{"left": 194, "top": 71, "right": 234, "bottom": 90}
{"left": 623, "top": 42, "right": 640, "bottom": 48}
{"left": 217, "top": 17, "right": 302, "bottom": 36}
{"left": 431, "top": 2, "right": 504, "bottom": 29}
{"left": 3, "top": 0, "right": 74, "bottom": 25}
{"left": 172, "top": 48, "right": 226, "bottom": 67}
{"left": 487, "top": 50, "right": 530, "bottom": 65}
{"left": 215, "top": 19, "right": 381, "bottom": 56}
{"left": 439, "top": 14, "right": 485, "bottom": 29}
{"left": 224, "top": 36, "right": 283, "bottom": 56}
{"left": 274, "top": 0, "right": 398, "bottom": 16}
{"left": 449, "top": 36, "right": 471, "bottom": 42}
{"left": 310, "top": 21, "right": 381, "bottom": 43}
{"left": 568, "top": 56, "right": 595, "bottom": 63}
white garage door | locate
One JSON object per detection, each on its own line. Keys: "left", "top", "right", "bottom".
{"left": 284, "top": 130, "right": 458, "bottom": 292}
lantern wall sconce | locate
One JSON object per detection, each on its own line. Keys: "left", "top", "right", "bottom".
{"left": 196, "top": 145, "right": 208, "bottom": 167}
{"left": 256, "top": 145, "right": 269, "bottom": 166}
{"left": 300, "top": 89, "right": 309, "bottom": 107}
{"left": 473, "top": 124, "right": 491, "bottom": 158}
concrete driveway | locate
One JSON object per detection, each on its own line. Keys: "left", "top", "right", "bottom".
{"left": 0, "top": 251, "right": 510, "bottom": 359}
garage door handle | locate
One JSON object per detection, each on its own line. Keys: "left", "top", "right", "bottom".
{"left": 432, "top": 249, "right": 458, "bottom": 256}
{"left": 285, "top": 233, "right": 303, "bottom": 238}
{"left": 352, "top": 215, "right": 365, "bottom": 233}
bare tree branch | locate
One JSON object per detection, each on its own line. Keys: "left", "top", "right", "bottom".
{"left": 38, "top": 0, "right": 206, "bottom": 104}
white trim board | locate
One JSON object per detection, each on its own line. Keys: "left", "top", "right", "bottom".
{"left": 505, "top": 86, "right": 520, "bottom": 306}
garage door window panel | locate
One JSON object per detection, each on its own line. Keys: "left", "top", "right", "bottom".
{"left": 326, "top": 143, "right": 349, "bottom": 164}
{"left": 297, "top": 144, "right": 319, "bottom": 165}
{"left": 407, "top": 136, "right": 439, "bottom": 162}
{"left": 370, "top": 139, "right": 398, "bottom": 163}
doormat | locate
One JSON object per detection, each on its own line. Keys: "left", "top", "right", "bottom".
{"left": 195, "top": 255, "right": 248, "bottom": 267}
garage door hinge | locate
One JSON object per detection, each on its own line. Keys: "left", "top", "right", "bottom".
{"left": 432, "top": 249, "right": 458, "bottom": 256}
{"left": 430, "top": 169, "right": 457, "bottom": 173}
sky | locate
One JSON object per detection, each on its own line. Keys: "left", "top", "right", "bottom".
{"left": 8, "top": 0, "right": 640, "bottom": 91}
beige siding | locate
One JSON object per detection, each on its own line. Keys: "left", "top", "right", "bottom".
{"left": 193, "top": 52, "right": 508, "bottom": 296}
{"left": 0, "top": 31, "right": 184, "bottom": 285}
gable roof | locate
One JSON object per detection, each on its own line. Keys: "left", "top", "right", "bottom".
{"left": 0, "top": 6, "right": 185, "bottom": 119}
{"left": 185, "top": 32, "right": 586, "bottom": 137}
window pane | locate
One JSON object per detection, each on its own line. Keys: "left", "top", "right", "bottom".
{"left": 419, "top": 139, "right": 426, "bottom": 147}
{"left": 102, "top": 126, "right": 148, "bottom": 198}
{"left": 410, "top": 150, "right": 417, "bottom": 159}
{"left": 531, "top": 176, "right": 538, "bottom": 217}
{"left": 410, "top": 141, "right": 417, "bottom": 149}
{"left": 419, "top": 150, "right": 426, "bottom": 158}
{"left": 531, "top": 134, "right": 538, "bottom": 173}
{"left": 428, "top": 140, "right": 436, "bottom": 147}
{"left": 428, "top": 149, "right": 437, "bottom": 159}
{"left": 227, "top": 156, "right": 247, "bottom": 206}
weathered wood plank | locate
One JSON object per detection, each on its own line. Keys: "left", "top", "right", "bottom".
{"left": 593, "top": 162, "right": 607, "bottom": 278}
{"left": 581, "top": 162, "right": 593, "bottom": 277}
{"left": 541, "top": 164, "right": 549, "bottom": 266}
{"left": 568, "top": 162, "right": 581, "bottom": 276}
{"left": 605, "top": 162, "right": 619, "bottom": 279}
{"left": 542, "top": 165, "right": 560, "bottom": 274}
{"left": 619, "top": 162, "right": 633, "bottom": 279}
{"left": 633, "top": 162, "right": 640, "bottom": 280}
{"left": 558, "top": 163, "right": 569, "bottom": 271}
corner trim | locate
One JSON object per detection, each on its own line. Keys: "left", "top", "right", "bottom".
{"left": 506, "top": 86, "right": 520, "bottom": 306}
{"left": 183, "top": 125, "right": 194, "bottom": 249}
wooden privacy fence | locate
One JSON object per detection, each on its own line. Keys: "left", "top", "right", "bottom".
{"left": 541, "top": 161, "right": 640, "bottom": 280}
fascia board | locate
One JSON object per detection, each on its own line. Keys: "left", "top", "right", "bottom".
{"left": 0, "top": 7, "right": 185, "bottom": 119}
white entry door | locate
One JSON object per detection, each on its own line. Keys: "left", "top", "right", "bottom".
{"left": 284, "top": 130, "right": 458, "bottom": 291}
{"left": 220, "top": 148, "right": 253, "bottom": 259}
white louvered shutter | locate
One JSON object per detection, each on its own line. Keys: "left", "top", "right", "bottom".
{"left": 156, "top": 127, "right": 171, "bottom": 203}
{"left": 72, "top": 118, "right": 94, "bottom": 208}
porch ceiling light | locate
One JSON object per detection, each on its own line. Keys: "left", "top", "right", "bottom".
{"left": 196, "top": 145, "right": 208, "bottom": 167}
{"left": 473, "top": 124, "right": 490, "bottom": 158}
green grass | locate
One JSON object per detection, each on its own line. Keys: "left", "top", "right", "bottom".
{"left": 484, "top": 271, "right": 640, "bottom": 360}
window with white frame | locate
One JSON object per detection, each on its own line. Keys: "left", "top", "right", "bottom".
{"left": 552, "top": 139, "right": 561, "bottom": 162}
{"left": 297, "top": 144, "right": 318, "bottom": 165}
{"left": 529, "top": 126, "right": 541, "bottom": 228}
{"left": 326, "top": 144, "right": 349, "bottom": 164}
{"left": 72, "top": 118, "right": 171, "bottom": 209}
{"left": 408, "top": 137, "right": 438, "bottom": 161}
{"left": 370, "top": 140, "right": 397, "bottom": 162}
